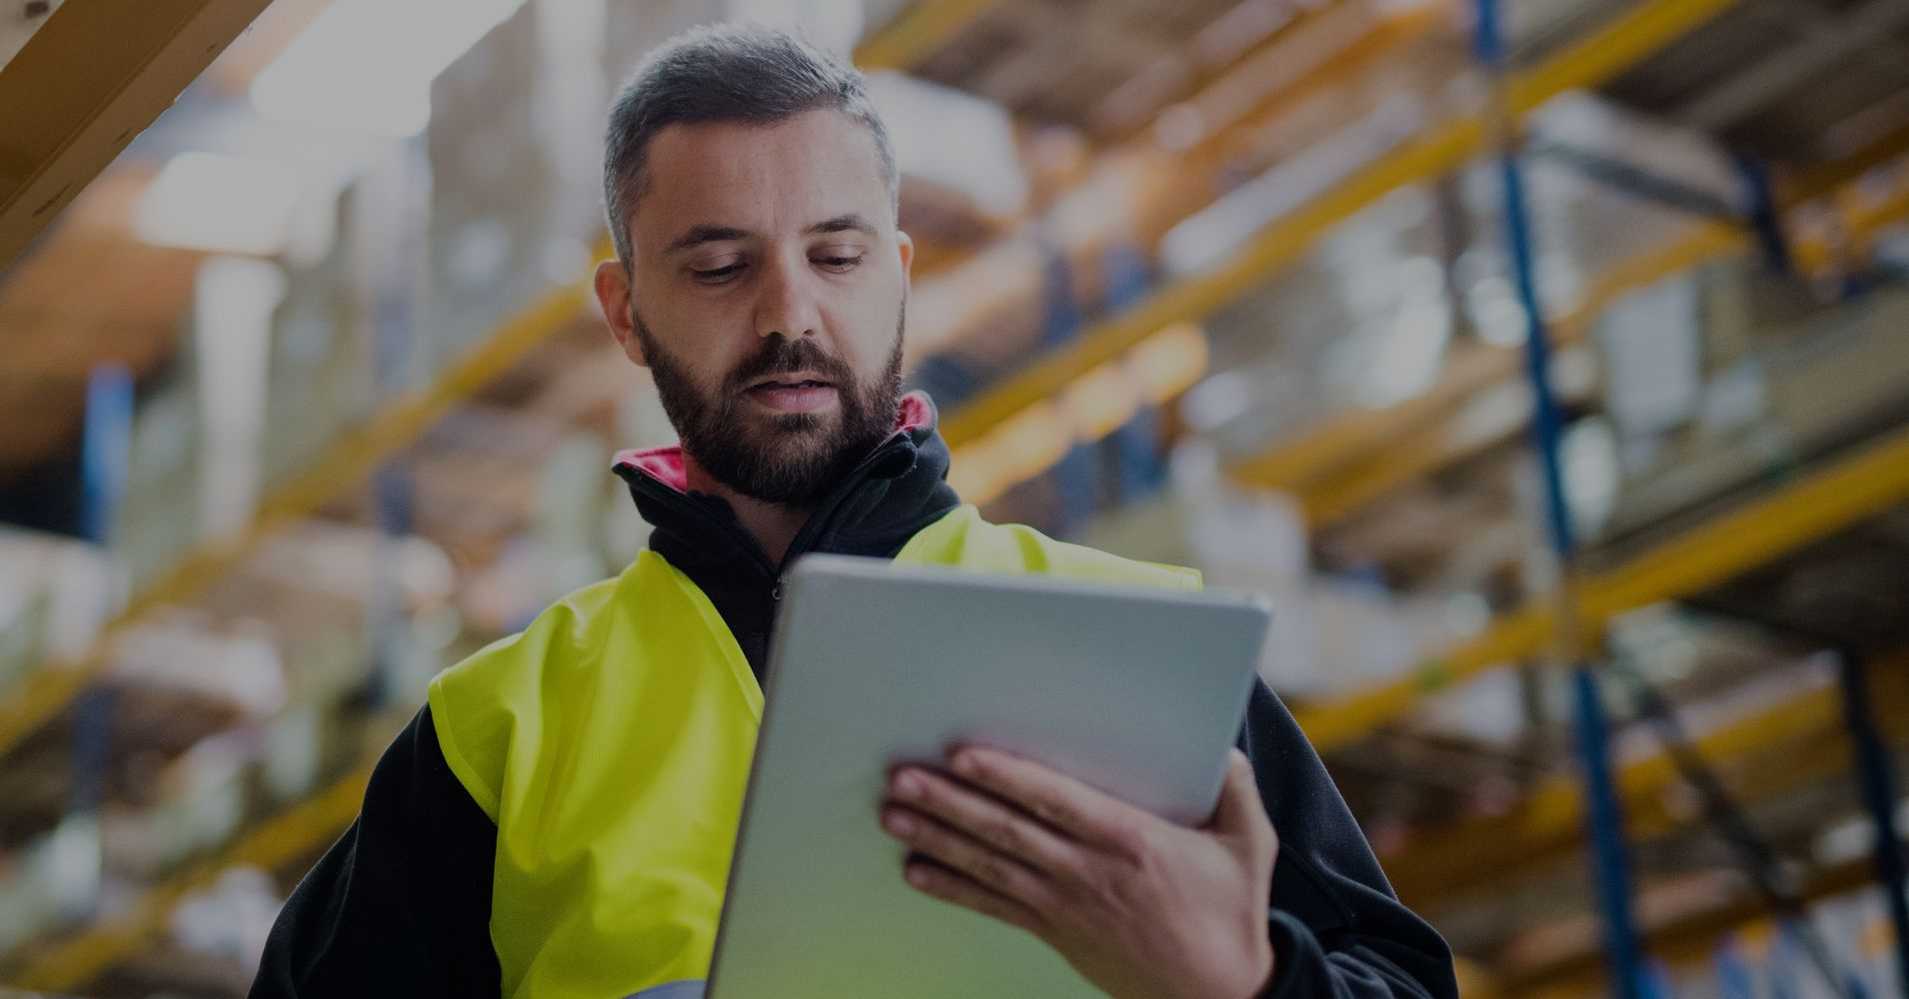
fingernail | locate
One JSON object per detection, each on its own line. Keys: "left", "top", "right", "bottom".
{"left": 952, "top": 751, "right": 978, "bottom": 777}
{"left": 905, "top": 864, "right": 930, "bottom": 888}
{"left": 892, "top": 772, "right": 920, "bottom": 799}
{"left": 882, "top": 810, "right": 914, "bottom": 837}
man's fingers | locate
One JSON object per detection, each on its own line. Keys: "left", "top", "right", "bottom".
{"left": 882, "top": 804, "right": 1054, "bottom": 911}
{"left": 887, "top": 766, "right": 1080, "bottom": 875}
{"left": 1210, "top": 749, "right": 1276, "bottom": 856}
{"left": 944, "top": 747, "right": 1146, "bottom": 850}
{"left": 902, "top": 857, "right": 1048, "bottom": 937}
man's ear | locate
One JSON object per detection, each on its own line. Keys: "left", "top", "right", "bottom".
{"left": 595, "top": 258, "right": 648, "bottom": 368}
{"left": 895, "top": 228, "right": 915, "bottom": 282}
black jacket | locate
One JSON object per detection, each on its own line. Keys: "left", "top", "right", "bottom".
{"left": 252, "top": 410, "right": 1457, "bottom": 998}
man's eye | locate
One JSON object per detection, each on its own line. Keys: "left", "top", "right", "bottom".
{"left": 814, "top": 255, "right": 862, "bottom": 272}
{"left": 692, "top": 263, "right": 745, "bottom": 283}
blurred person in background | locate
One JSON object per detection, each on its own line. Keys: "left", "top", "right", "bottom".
{"left": 251, "top": 24, "right": 1454, "bottom": 999}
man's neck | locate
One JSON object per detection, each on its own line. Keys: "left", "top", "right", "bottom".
{"left": 682, "top": 453, "right": 811, "bottom": 567}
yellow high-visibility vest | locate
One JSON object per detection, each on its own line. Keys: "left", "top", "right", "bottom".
{"left": 428, "top": 504, "right": 1199, "bottom": 998}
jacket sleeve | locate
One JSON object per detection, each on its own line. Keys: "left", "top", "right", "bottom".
{"left": 249, "top": 704, "right": 503, "bottom": 999}
{"left": 1238, "top": 681, "right": 1459, "bottom": 999}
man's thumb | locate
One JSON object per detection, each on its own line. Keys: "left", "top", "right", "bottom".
{"left": 1211, "top": 749, "right": 1269, "bottom": 843}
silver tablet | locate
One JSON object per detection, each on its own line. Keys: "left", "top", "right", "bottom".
{"left": 706, "top": 554, "right": 1270, "bottom": 999}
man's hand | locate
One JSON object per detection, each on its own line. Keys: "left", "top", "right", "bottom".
{"left": 880, "top": 746, "right": 1278, "bottom": 999}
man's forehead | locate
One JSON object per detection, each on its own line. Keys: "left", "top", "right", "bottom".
{"left": 632, "top": 109, "right": 889, "bottom": 238}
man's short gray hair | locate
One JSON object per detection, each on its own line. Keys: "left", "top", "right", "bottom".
{"left": 602, "top": 23, "right": 900, "bottom": 266}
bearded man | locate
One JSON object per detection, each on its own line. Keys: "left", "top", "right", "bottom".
{"left": 251, "top": 24, "right": 1457, "bottom": 999}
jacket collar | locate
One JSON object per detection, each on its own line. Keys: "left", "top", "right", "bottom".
{"left": 610, "top": 391, "right": 961, "bottom": 679}
{"left": 611, "top": 390, "right": 960, "bottom": 577}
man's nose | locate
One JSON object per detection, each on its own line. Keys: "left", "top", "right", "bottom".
{"left": 755, "top": 255, "right": 821, "bottom": 340}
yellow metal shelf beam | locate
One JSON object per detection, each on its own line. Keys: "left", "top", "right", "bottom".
{"left": 852, "top": 0, "right": 999, "bottom": 71}
{"left": 0, "top": 275, "right": 598, "bottom": 761}
{"left": 1239, "top": 223, "right": 1745, "bottom": 498}
{"left": 0, "top": 0, "right": 273, "bottom": 269}
{"left": 1387, "top": 652, "right": 1909, "bottom": 905}
{"left": 1237, "top": 118, "right": 1909, "bottom": 503}
{"left": 1510, "top": 851, "right": 1884, "bottom": 994}
{"left": 937, "top": 0, "right": 1745, "bottom": 448}
{"left": 4, "top": 767, "right": 371, "bottom": 991}
{"left": 1294, "top": 421, "right": 1909, "bottom": 753}
{"left": 1453, "top": 957, "right": 1504, "bottom": 999}
{"left": 1291, "top": 177, "right": 1909, "bottom": 527}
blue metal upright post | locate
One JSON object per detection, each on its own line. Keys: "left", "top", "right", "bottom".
{"left": 1040, "top": 244, "right": 1098, "bottom": 529}
{"left": 366, "top": 464, "right": 415, "bottom": 708}
{"left": 1715, "top": 939, "right": 1755, "bottom": 999}
{"left": 1102, "top": 244, "right": 1168, "bottom": 501}
{"left": 70, "top": 363, "right": 132, "bottom": 917}
{"left": 79, "top": 364, "right": 133, "bottom": 547}
{"left": 1735, "top": 154, "right": 1794, "bottom": 276}
{"left": 1475, "top": 3, "right": 1649, "bottom": 996}
{"left": 1570, "top": 666, "right": 1650, "bottom": 999}
{"left": 1837, "top": 653, "right": 1909, "bottom": 996}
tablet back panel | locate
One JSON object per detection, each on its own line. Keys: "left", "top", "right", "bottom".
{"left": 707, "top": 555, "right": 1269, "bottom": 999}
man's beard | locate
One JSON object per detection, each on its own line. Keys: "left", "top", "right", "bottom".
{"left": 633, "top": 305, "right": 905, "bottom": 506}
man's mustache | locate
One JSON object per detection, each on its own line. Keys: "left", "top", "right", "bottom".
{"left": 724, "top": 336, "right": 855, "bottom": 392}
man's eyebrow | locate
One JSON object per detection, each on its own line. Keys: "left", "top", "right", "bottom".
{"left": 664, "top": 225, "right": 751, "bottom": 254}
{"left": 805, "top": 214, "right": 878, "bottom": 237}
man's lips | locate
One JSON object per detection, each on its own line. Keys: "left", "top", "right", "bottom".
{"left": 746, "top": 370, "right": 834, "bottom": 391}
{"left": 744, "top": 373, "right": 839, "bottom": 413}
